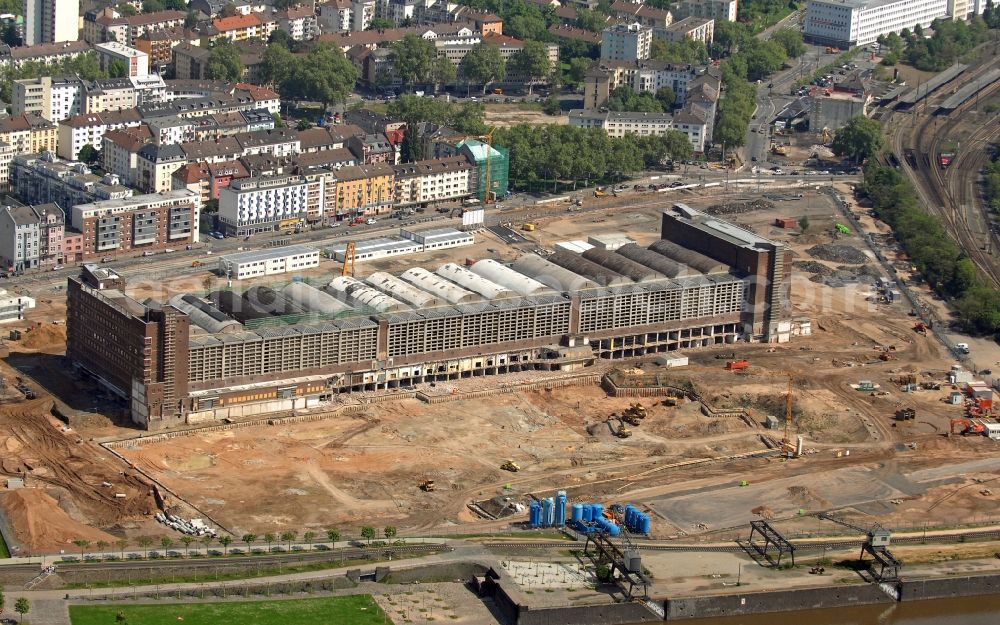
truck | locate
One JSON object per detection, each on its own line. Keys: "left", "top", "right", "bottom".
{"left": 726, "top": 359, "right": 749, "bottom": 371}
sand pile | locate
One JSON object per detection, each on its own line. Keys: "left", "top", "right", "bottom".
{"left": 19, "top": 323, "right": 66, "bottom": 351}
{"left": 0, "top": 489, "right": 118, "bottom": 552}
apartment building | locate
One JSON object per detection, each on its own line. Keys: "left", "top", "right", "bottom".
{"left": 0, "top": 202, "right": 65, "bottom": 271}
{"left": 218, "top": 174, "right": 325, "bottom": 236}
{"left": 569, "top": 108, "right": 711, "bottom": 152}
{"left": 13, "top": 152, "right": 132, "bottom": 206}
{"left": 435, "top": 33, "right": 559, "bottom": 85}
{"left": 136, "top": 143, "right": 187, "bottom": 193}
{"left": 23, "top": 0, "right": 80, "bottom": 46}
{"left": 94, "top": 42, "right": 150, "bottom": 78}
{"left": 234, "top": 128, "right": 300, "bottom": 158}
{"left": 210, "top": 14, "right": 274, "bottom": 43}
{"left": 584, "top": 60, "right": 711, "bottom": 109}
{"left": 274, "top": 5, "right": 319, "bottom": 40}
{"left": 804, "top": 0, "right": 949, "bottom": 48}
{"left": 0, "top": 143, "right": 14, "bottom": 187}
{"left": 672, "top": 0, "right": 738, "bottom": 22}
{"left": 658, "top": 17, "right": 715, "bottom": 45}
{"left": 71, "top": 190, "right": 200, "bottom": 258}
{"left": 134, "top": 27, "right": 199, "bottom": 68}
{"left": 12, "top": 76, "right": 83, "bottom": 122}
{"left": 59, "top": 113, "right": 112, "bottom": 162}
{"left": 146, "top": 116, "right": 197, "bottom": 146}
{"left": 84, "top": 8, "right": 187, "bottom": 45}
{"left": 0, "top": 114, "right": 58, "bottom": 155}
{"left": 102, "top": 126, "right": 154, "bottom": 185}
{"left": 608, "top": 1, "right": 673, "bottom": 28}
{"left": 392, "top": 156, "right": 472, "bottom": 207}
{"left": 601, "top": 22, "right": 653, "bottom": 61}
{"left": 331, "top": 163, "right": 394, "bottom": 220}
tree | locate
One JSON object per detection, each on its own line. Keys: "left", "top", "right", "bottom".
{"left": 242, "top": 533, "right": 257, "bottom": 552}
{"left": 650, "top": 38, "right": 708, "bottom": 64}
{"left": 160, "top": 536, "right": 174, "bottom": 555}
{"left": 280, "top": 530, "right": 298, "bottom": 551}
{"left": 772, "top": 28, "right": 806, "bottom": 58}
{"left": 303, "top": 531, "right": 316, "bottom": 550}
{"left": 360, "top": 526, "right": 376, "bottom": 545}
{"left": 116, "top": 611, "right": 128, "bottom": 625}
{"left": 543, "top": 96, "right": 561, "bottom": 115}
{"left": 401, "top": 121, "right": 422, "bottom": 163}
{"left": 77, "top": 144, "right": 100, "bottom": 164}
{"left": 391, "top": 34, "right": 437, "bottom": 90}
{"left": 367, "top": 17, "right": 393, "bottom": 30}
{"left": 607, "top": 85, "right": 662, "bottom": 113}
{"left": 460, "top": 43, "right": 505, "bottom": 95}
{"left": 661, "top": 131, "right": 693, "bottom": 163}
{"left": 117, "top": 3, "right": 138, "bottom": 16}
{"left": 832, "top": 116, "right": 884, "bottom": 164}
{"left": 264, "top": 532, "right": 276, "bottom": 552}
{"left": 180, "top": 536, "right": 194, "bottom": 557}
{"left": 326, "top": 529, "right": 341, "bottom": 545}
{"left": 565, "top": 57, "right": 591, "bottom": 90}
{"left": 271, "top": 112, "right": 284, "bottom": 128}
{"left": 798, "top": 215, "right": 810, "bottom": 231}
{"left": 575, "top": 8, "right": 606, "bottom": 32}
{"left": 206, "top": 41, "right": 244, "bottom": 82}
{"left": 135, "top": 537, "right": 152, "bottom": 559}
{"left": 1, "top": 22, "right": 19, "bottom": 47}
{"left": 116, "top": 538, "right": 129, "bottom": 560}
{"left": 219, "top": 535, "right": 233, "bottom": 555}
{"left": 431, "top": 55, "right": 456, "bottom": 90}
{"left": 261, "top": 42, "right": 294, "bottom": 86}
{"left": 73, "top": 539, "right": 91, "bottom": 560}
{"left": 714, "top": 114, "right": 748, "bottom": 149}
{"left": 655, "top": 86, "right": 676, "bottom": 111}
{"left": 200, "top": 535, "right": 213, "bottom": 555}
{"left": 14, "top": 598, "right": 28, "bottom": 622}
{"left": 383, "top": 526, "right": 397, "bottom": 540}
{"left": 219, "top": 2, "right": 238, "bottom": 17}
{"left": 96, "top": 540, "right": 110, "bottom": 560}
{"left": 278, "top": 43, "right": 358, "bottom": 109}
{"left": 508, "top": 41, "right": 550, "bottom": 95}
{"left": 142, "top": 0, "right": 163, "bottom": 12}
{"left": 296, "top": 119, "right": 312, "bottom": 131}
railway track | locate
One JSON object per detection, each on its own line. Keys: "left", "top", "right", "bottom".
{"left": 19, "top": 543, "right": 449, "bottom": 575}
{"left": 484, "top": 527, "right": 1000, "bottom": 553}
{"left": 892, "top": 59, "right": 1000, "bottom": 289}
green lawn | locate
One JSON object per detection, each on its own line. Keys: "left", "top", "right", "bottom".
{"left": 0, "top": 533, "right": 10, "bottom": 558}
{"left": 69, "top": 595, "right": 389, "bottom": 625}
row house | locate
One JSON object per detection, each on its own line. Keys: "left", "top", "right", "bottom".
{"left": 171, "top": 162, "right": 210, "bottom": 208}
{"left": 609, "top": 0, "right": 673, "bottom": 28}
{"left": 189, "top": 108, "right": 275, "bottom": 141}
{"left": 0, "top": 202, "right": 66, "bottom": 271}
{"left": 0, "top": 40, "right": 91, "bottom": 70}
{"left": 84, "top": 8, "right": 188, "bottom": 45}
{"left": 70, "top": 189, "right": 200, "bottom": 259}
{"left": 0, "top": 143, "right": 14, "bottom": 186}
{"left": 346, "top": 133, "right": 395, "bottom": 165}
{"left": 136, "top": 143, "right": 187, "bottom": 193}
{"left": 218, "top": 174, "right": 326, "bottom": 236}
{"left": 233, "top": 128, "right": 300, "bottom": 157}
{"left": 657, "top": 17, "right": 715, "bottom": 45}
{"left": 296, "top": 124, "right": 365, "bottom": 153}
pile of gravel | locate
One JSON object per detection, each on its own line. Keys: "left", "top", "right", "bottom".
{"left": 705, "top": 198, "right": 775, "bottom": 216}
{"left": 805, "top": 244, "right": 868, "bottom": 264}
{"left": 793, "top": 261, "right": 834, "bottom": 276}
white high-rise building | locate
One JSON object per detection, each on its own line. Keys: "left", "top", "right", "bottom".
{"left": 22, "top": 0, "right": 81, "bottom": 46}
{"left": 601, "top": 23, "right": 653, "bottom": 61}
{"left": 804, "top": 0, "right": 949, "bottom": 49}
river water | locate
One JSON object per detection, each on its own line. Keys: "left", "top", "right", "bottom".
{"left": 674, "top": 594, "right": 1000, "bottom": 625}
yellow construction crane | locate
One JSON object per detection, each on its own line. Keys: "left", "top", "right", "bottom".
{"left": 341, "top": 241, "right": 356, "bottom": 277}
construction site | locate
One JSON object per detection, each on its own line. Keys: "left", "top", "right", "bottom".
{"left": 1, "top": 186, "right": 999, "bottom": 566}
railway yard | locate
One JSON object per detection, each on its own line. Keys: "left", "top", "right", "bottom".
{"left": 1, "top": 184, "right": 999, "bottom": 561}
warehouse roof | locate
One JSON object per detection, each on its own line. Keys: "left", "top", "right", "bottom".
{"left": 220, "top": 245, "right": 318, "bottom": 265}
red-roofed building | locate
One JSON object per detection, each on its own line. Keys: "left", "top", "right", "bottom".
{"left": 211, "top": 14, "right": 274, "bottom": 43}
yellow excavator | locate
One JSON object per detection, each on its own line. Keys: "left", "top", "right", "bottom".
{"left": 500, "top": 460, "right": 520, "bottom": 472}
{"left": 615, "top": 424, "right": 633, "bottom": 438}
{"left": 624, "top": 403, "right": 647, "bottom": 420}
